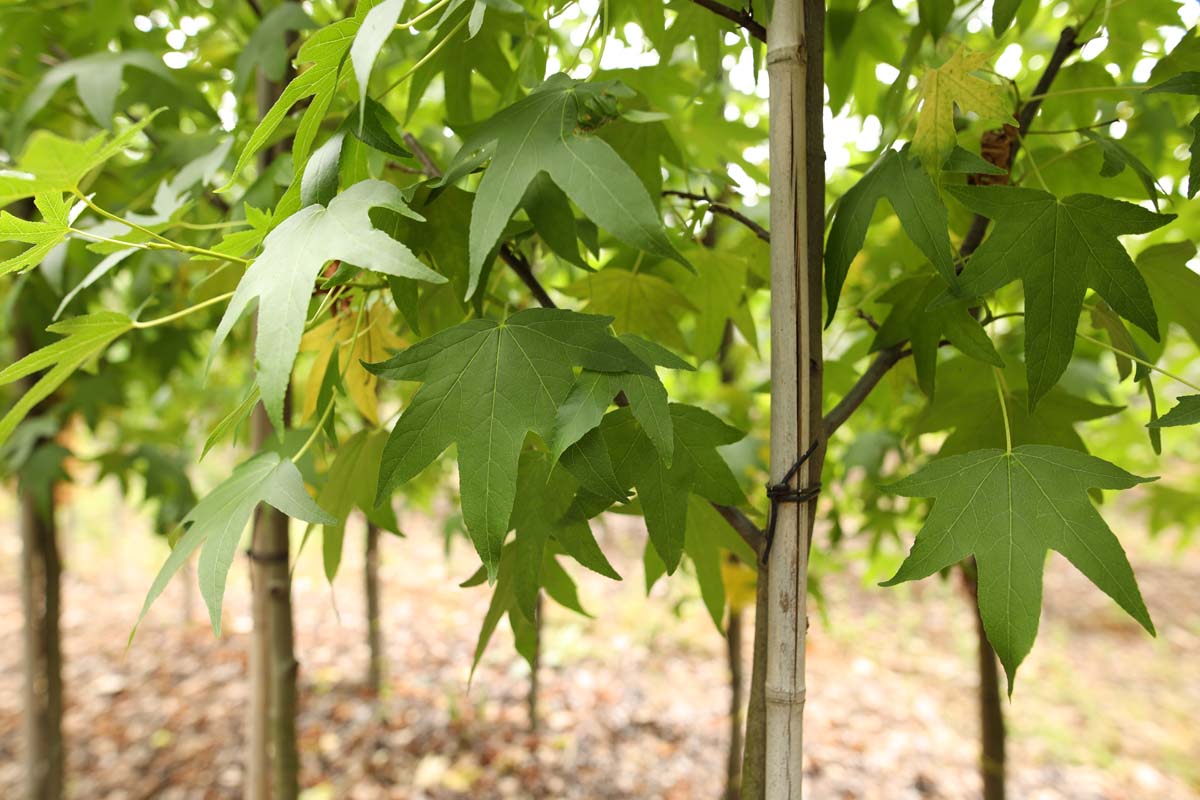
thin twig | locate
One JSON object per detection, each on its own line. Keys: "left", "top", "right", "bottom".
{"left": 402, "top": 133, "right": 441, "bottom": 176}
{"left": 856, "top": 309, "right": 881, "bottom": 332}
{"left": 821, "top": 345, "right": 910, "bottom": 437}
{"left": 663, "top": 189, "right": 771, "bottom": 243}
{"left": 686, "top": 0, "right": 766, "bottom": 43}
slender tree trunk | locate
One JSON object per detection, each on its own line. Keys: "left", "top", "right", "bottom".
{"left": 763, "top": 0, "right": 825, "bottom": 796}
{"left": 963, "top": 566, "right": 1006, "bottom": 800}
{"left": 17, "top": 327, "right": 64, "bottom": 800}
{"left": 715, "top": 321, "right": 744, "bottom": 800}
{"left": 266, "top": 505, "right": 300, "bottom": 800}
{"left": 740, "top": 565, "right": 769, "bottom": 800}
{"left": 365, "top": 522, "right": 385, "bottom": 694}
{"left": 725, "top": 605, "right": 744, "bottom": 800}
{"left": 249, "top": 400, "right": 301, "bottom": 800}
{"left": 182, "top": 557, "right": 197, "bottom": 625}
{"left": 247, "top": 406, "right": 276, "bottom": 800}
{"left": 246, "top": 33, "right": 300, "bottom": 799}
{"left": 528, "top": 592, "right": 542, "bottom": 732}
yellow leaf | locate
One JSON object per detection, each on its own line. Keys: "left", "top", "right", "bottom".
{"left": 299, "top": 316, "right": 347, "bottom": 423}
{"left": 298, "top": 303, "right": 405, "bottom": 424}
{"left": 343, "top": 303, "right": 404, "bottom": 424}
{"left": 720, "top": 556, "right": 758, "bottom": 612}
{"left": 912, "top": 47, "right": 1014, "bottom": 172}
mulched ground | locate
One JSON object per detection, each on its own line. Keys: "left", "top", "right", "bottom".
{"left": 0, "top": 494, "right": 1197, "bottom": 800}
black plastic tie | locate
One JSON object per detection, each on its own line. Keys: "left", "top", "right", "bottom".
{"left": 762, "top": 439, "right": 822, "bottom": 563}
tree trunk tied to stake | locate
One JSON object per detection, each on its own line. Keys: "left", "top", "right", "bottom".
{"left": 764, "top": 0, "right": 824, "bottom": 796}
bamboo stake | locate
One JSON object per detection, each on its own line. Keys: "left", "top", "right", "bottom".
{"left": 764, "top": 0, "right": 823, "bottom": 795}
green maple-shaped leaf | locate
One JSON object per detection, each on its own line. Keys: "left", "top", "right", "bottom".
{"left": 315, "top": 428, "right": 399, "bottom": 581}
{"left": 0, "top": 114, "right": 158, "bottom": 206}
{"left": 509, "top": 448, "right": 618, "bottom": 622}
{"left": 209, "top": 180, "right": 443, "bottom": 431}
{"left": 581, "top": 404, "right": 745, "bottom": 572}
{"left": 367, "top": 308, "right": 649, "bottom": 577}
{"left": 947, "top": 185, "right": 1173, "bottom": 407}
{"left": 912, "top": 46, "right": 1015, "bottom": 173}
{"left": 16, "top": 51, "right": 210, "bottom": 136}
{"left": 684, "top": 495, "right": 757, "bottom": 631}
{"left": 0, "top": 193, "right": 72, "bottom": 275}
{"left": 871, "top": 274, "right": 1003, "bottom": 396}
{"left": 0, "top": 311, "right": 133, "bottom": 448}
{"left": 136, "top": 452, "right": 335, "bottom": 637}
{"left": 991, "top": 0, "right": 1025, "bottom": 36}
{"left": 440, "top": 73, "right": 686, "bottom": 297}
{"left": 1150, "top": 395, "right": 1200, "bottom": 427}
{"left": 883, "top": 445, "right": 1155, "bottom": 688}
{"left": 223, "top": 9, "right": 368, "bottom": 189}
{"left": 552, "top": 333, "right": 693, "bottom": 467}
{"left": 679, "top": 247, "right": 756, "bottom": 361}
{"left": 913, "top": 357, "right": 1123, "bottom": 457}
{"left": 564, "top": 266, "right": 696, "bottom": 351}
{"left": 1147, "top": 71, "right": 1200, "bottom": 199}
{"left": 1136, "top": 241, "right": 1200, "bottom": 345}
{"left": 825, "top": 148, "right": 957, "bottom": 322}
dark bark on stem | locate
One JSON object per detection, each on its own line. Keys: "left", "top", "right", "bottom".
{"left": 821, "top": 345, "right": 909, "bottom": 438}
{"left": 17, "top": 324, "right": 64, "bottom": 800}
{"left": 249, "top": 50, "right": 298, "bottom": 798}
{"left": 725, "top": 605, "right": 745, "bottom": 800}
{"left": 664, "top": 190, "right": 771, "bottom": 244}
{"left": 687, "top": 0, "right": 767, "bottom": 43}
{"left": 962, "top": 566, "right": 1007, "bottom": 800}
{"left": 365, "top": 523, "right": 384, "bottom": 694}
{"left": 739, "top": 556, "right": 769, "bottom": 800}
{"left": 529, "top": 593, "right": 542, "bottom": 733}
{"left": 267, "top": 521, "right": 300, "bottom": 800}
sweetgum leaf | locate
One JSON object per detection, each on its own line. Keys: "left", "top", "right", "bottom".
{"left": 1147, "top": 71, "right": 1200, "bottom": 198}
{"left": 368, "top": 308, "right": 649, "bottom": 577}
{"left": 0, "top": 311, "right": 133, "bottom": 448}
{"left": 991, "top": 0, "right": 1025, "bottom": 36}
{"left": 1149, "top": 395, "right": 1200, "bottom": 427}
{"left": 316, "top": 429, "right": 391, "bottom": 581}
{"left": 440, "top": 73, "right": 687, "bottom": 297}
{"left": 223, "top": 11, "right": 368, "bottom": 189}
{"left": 0, "top": 113, "right": 159, "bottom": 206}
{"left": 871, "top": 274, "right": 1002, "bottom": 396}
{"left": 17, "top": 51, "right": 210, "bottom": 135}
{"left": 137, "top": 452, "right": 335, "bottom": 637}
{"left": 587, "top": 404, "right": 745, "bottom": 572}
{"left": 947, "top": 185, "right": 1172, "bottom": 407}
{"left": 0, "top": 193, "right": 72, "bottom": 276}
{"left": 912, "top": 47, "right": 1015, "bottom": 174}
{"left": 883, "top": 445, "right": 1155, "bottom": 689}
{"left": 825, "top": 148, "right": 957, "bottom": 322}
{"left": 209, "top": 181, "right": 444, "bottom": 431}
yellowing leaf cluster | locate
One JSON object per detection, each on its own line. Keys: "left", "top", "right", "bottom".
{"left": 300, "top": 301, "right": 405, "bottom": 425}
